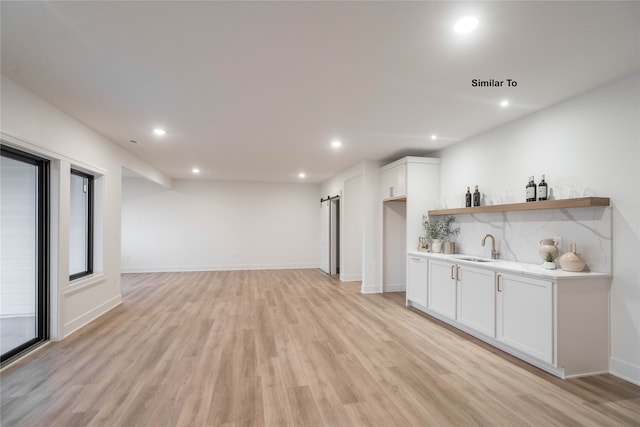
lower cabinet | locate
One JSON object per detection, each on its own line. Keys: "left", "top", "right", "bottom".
{"left": 496, "top": 273, "right": 553, "bottom": 364}
{"left": 407, "top": 252, "right": 610, "bottom": 378}
{"left": 406, "top": 255, "right": 428, "bottom": 307}
{"left": 457, "top": 265, "right": 496, "bottom": 338}
{"left": 427, "top": 259, "right": 457, "bottom": 319}
{"left": 428, "top": 260, "right": 496, "bottom": 335}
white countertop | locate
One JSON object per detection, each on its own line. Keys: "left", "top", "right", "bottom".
{"left": 407, "top": 251, "right": 612, "bottom": 280}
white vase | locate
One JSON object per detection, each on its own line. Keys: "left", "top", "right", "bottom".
{"left": 431, "top": 239, "right": 443, "bottom": 253}
{"left": 538, "top": 238, "right": 559, "bottom": 261}
{"left": 559, "top": 243, "right": 586, "bottom": 272}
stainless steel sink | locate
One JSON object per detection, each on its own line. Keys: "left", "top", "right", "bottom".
{"left": 456, "top": 257, "right": 492, "bottom": 263}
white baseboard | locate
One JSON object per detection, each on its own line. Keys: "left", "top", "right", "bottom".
{"left": 340, "top": 273, "right": 362, "bottom": 282}
{"left": 361, "top": 284, "right": 382, "bottom": 294}
{"left": 610, "top": 357, "right": 640, "bottom": 386}
{"left": 121, "top": 263, "right": 319, "bottom": 273}
{"left": 383, "top": 283, "right": 406, "bottom": 292}
{"left": 62, "top": 295, "right": 122, "bottom": 339}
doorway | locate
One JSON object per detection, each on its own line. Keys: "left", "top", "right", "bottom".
{"left": 320, "top": 196, "right": 340, "bottom": 275}
{"left": 383, "top": 199, "right": 406, "bottom": 292}
{"left": 0, "top": 145, "right": 49, "bottom": 364}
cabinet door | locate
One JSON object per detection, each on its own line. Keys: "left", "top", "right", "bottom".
{"left": 496, "top": 273, "right": 553, "bottom": 364}
{"left": 428, "top": 259, "right": 456, "bottom": 319}
{"left": 457, "top": 265, "right": 496, "bottom": 338}
{"left": 407, "top": 256, "right": 428, "bottom": 307}
{"left": 381, "top": 164, "right": 406, "bottom": 200}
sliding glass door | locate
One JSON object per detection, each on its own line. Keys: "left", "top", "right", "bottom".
{"left": 0, "top": 145, "right": 48, "bottom": 364}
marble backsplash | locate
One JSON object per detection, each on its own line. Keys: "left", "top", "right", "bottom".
{"left": 443, "top": 206, "right": 612, "bottom": 274}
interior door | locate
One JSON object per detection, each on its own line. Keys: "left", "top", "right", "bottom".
{"left": 329, "top": 198, "right": 339, "bottom": 275}
{"left": 320, "top": 200, "right": 330, "bottom": 274}
{"left": 320, "top": 197, "right": 340, "bottom": 275}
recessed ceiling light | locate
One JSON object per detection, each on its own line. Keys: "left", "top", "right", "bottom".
{"left": 454, "top": 16, "right": 478, "bottom": 34}
{"left": 331, "top": 139, "right": 342, "bottom": 148}
{"left": 500, "top": 100, "right": 509, "bottom": 107}
{"left": 192, "top": 167, "right": 200, "bottom": 174}
{"left": 431, "top": 134, "right": 437, "bottom": 140}
{"left": 298, "top": 172, "right": 306, "bottom": 179}
{"left": 153, "top": 128, "right": 166, "bottom": 136}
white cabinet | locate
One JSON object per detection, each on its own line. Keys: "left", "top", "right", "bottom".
{"left": 381, "top": 157, "right": 440, "bottom": 294}
{"left": 427, "top": 259, "right": 457, "bottom": 319}
{"left": 380, "top": 163, "right": 406, "bottom": 201}
{"left": 412, "top": 253, "right": 610, "bottom": 378}
{"left": 406, "top": 255, "right": 428, "bottom": 307}
{"left": 496, "top": 272, "right": 553, "bottom": 364}
{"left": 457, "top": 265, "right": 496, "bottom": 338}
{"left": 428, "top": 259, "right": 496, "bottom": 331}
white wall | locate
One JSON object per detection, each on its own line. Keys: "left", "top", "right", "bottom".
{"left": 342, "top": 175, "right": 363, "bottom": 281}
{"left": 121, "top": 178, "right": 320, "bottom": 272}
{"left": 383, "top": 201, "right": 406, "bottom": 291}
{"left": 435, "top": 73, "right": 640, "bottom": 385}
{"left": 1, "top": 74, "right": 170, "bottom": 340}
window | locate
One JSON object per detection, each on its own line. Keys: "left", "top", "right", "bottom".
{"left": 69, "top": 169, "right": 93, "bottom": 280}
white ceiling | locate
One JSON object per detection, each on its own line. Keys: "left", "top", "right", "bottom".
{"left": 2, "top": 1, "right": 639, "bottom": 183}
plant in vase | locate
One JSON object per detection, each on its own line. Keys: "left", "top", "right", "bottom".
{"left": 542, "top": 252, "right": 557, "bottom": 270}
{"left": 422, "top": 215, "right": 460, "bottom": 254}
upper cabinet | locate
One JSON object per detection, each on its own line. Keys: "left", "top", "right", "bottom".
{"left": 380, "top": 163, "right": 406, "bottom": 201}
{"left": 381, "top": 157, "right": 440, "bottom": 254}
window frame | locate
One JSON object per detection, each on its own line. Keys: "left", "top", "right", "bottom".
{"left": 69, "top": 168, "right": 94, "bottom": 281}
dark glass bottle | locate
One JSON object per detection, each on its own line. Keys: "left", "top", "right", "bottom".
{"left": 465, "top": 186, "right": 472, "bottom": 207}
{"left": 526, "top": 176, "right": 537, "bottom": 202}
{"left": 473, "top": 185, "right": 480, "bottom": 207}
{"left": 538, "top": 175, "right": 548, "bottom": 201}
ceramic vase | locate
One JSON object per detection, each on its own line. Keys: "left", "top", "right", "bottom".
{"left": 538, "top": 238, "right": 559, "bottom": 262}
{"left": 431, "top": 239, "right": 443, "bottom": 253}
{"left": 559, "top": 243, "right": 586, "bottom": 272}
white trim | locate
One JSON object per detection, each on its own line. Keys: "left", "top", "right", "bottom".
{"left": 340, "top": 274, "right": 362, "bottom": 282}
{"left": 610, "top": 357, "right": 640, "bottom": 386}
{"left": 0, "top": 132, "right": 108, "bottom": 176}
{"left": 121, "top": 263, "right": 319, "bottom": 273}
{"left": 361, "top": 284, "right": 382, "bottom": 294}
{"left": 380, "top": 156, "right": 441, "bottom": 171}
{"left": 63, "top": 274, "right": 105, "bottom": 296}
{"left": 62, "top": 295, "right": 122, "bottom": 339}
{"left": 383, "top": 282, "right": 406, "bottom": 292}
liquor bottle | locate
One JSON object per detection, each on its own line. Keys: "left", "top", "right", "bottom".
{"left": 526, "top": 176, "right": 537, "bottom": 202}
{"left": 473, "top": 185, "right": 480, "bottom": 207}
{"left": 538, "top": 175, "right": 548, "bottom": 201}
{"left": 465, "top": 186, "right": 472, "bottom": 207}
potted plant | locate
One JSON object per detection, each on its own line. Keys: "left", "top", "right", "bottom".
{"left": 542, "top": 252, "right": 557, "bottom": 270}
{"left": 422, "top": 215, "right": 460, "bottom": 253}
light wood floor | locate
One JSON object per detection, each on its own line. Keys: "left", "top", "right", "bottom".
{"left": 2, "top": 269, "right": 639, "bottom": 426}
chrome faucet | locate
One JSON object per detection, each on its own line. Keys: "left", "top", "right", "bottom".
{"left": 481, "top": 234, "right": 499, "bottom": 259}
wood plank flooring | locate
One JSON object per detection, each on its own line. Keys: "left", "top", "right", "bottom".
{"left": 1, "top": 269, "right": 639, "bottom": 426}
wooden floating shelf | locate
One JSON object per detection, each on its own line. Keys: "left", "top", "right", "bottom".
{"left": 428, "top": 197, "right": 610, "bottom": 216}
